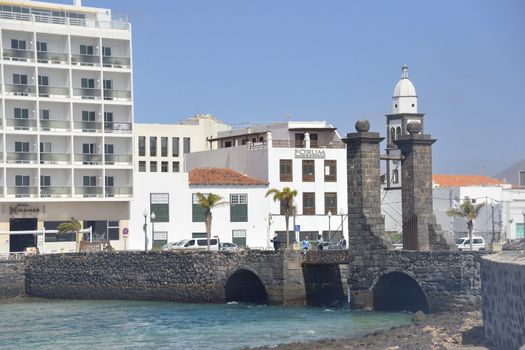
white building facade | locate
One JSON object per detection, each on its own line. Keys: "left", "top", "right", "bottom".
{"left": 0, "top": 0, "right": 133, "bottom": 253}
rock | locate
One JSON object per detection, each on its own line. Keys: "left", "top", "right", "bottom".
{"left": 412, "top": 310, "right": 426, "bottom": 323}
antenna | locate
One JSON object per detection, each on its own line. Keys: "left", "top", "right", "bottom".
{"left": 481, "top": 164, "right": 485, "bottom": 176}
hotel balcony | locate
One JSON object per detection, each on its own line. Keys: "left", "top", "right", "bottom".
{"left": 71, "top": 54, "right": 100, "bottom": 67}
{"left": 4, "top": 84, "right": 37, "bottom": 97}
{"left": 75, "top": 186, "right": 103, "bottom": 198}
{"left": 74, "top": 121, "right": 102, "bottom": 133}
{"left": 40, "top": 152, "right": 71, "bottom": 164}
{"left": 104, "top": 122, "right": 132, "bottom": 134}
{"left": 105, "top": 154, "right": 132, "bottom": 165}
{"left": 7, "top": 186, "right": 38, "bottom": 198}
{"left": 38, "top": 86, "right": 70, "bottom": 98}
{"left": 103, "top": 89, "right": 131, "bottom": 101}
{"left": 6, "top": 152, "right": 38, "bottom": 164}
{"left": 40, "top": 119, "right": 71, "bottom": 131}
{"left": 73, "top": 88, "right": 101, "bottom": 100}
{"left": 3, "top": 48, "right": 34, "bottom": 62}
{"left": 102, "top": 56, "right": 131, "bottom": 69}
{"left": 5, "top": 118, "right": 37, "bottom": 131}
{"left": 0, "top": 11, "right": 129, "bottom": 30}
{"left": 105, "top": 186, "right": 132, "bottom": 198}
{"left": 74, "top": 154, "right": 103, "bottom": 165}
{"left": 40, "top": 186, "right": 71, "bottom": 198}
{"left": 37, "top": 51, "right": 69, "bottom": 65}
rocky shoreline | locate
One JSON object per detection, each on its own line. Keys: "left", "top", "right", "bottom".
{"left": 247, "top": 311, "right": 497, "bottom": 350}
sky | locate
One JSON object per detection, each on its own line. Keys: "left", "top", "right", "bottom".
{"left": 41, "top": 0, "right": 524, "bottom": 175}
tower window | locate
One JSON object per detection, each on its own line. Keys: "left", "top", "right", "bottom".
{"left": 412, "top": 104, "right": 415, "bottom": 107}
{"left": 395, "top": 104, "right": 398, "bottom": 108}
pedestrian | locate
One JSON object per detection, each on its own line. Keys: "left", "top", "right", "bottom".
{"left": 270, "top": 234, "right": 281, "bottom": 252}
{"left": 316, "top": 235, "right": 324, "bottom": 251}
{"left": 300, "top": 236, "right": 310, "bottom": 253}
{"left": 340, "top": 237, "right": 347, "bottom": 249}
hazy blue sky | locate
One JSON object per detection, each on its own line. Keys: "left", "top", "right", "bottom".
{"left": 42, "top": 0, "right": 524, "bottom": 175}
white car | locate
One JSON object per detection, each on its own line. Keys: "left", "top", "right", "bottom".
{"left": 167, "top": 238, "right": 220, "bottom": 251}
{"left": 456, "top": 237, "right": 485, "bottom": 251}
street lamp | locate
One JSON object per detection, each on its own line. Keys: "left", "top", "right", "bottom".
{"left": 143, "top": 208, "right": 148, "bottom": 252}
{"left": 151, "top": 212, "right": 156, "bottom": 249}
{"left": 328, "top": 210, "right": 332, "bottom": 241}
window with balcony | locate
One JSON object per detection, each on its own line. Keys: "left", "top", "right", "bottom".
{"left": 82, "top": 143, "right": 96, "bottom": 165}
{"left": 324, "top": 192, "right": 337, "bottom": 215}
{"left": 230, "top": 193, "right": 248, "bottom": 222}
{"left": 161, "top": 161, "right": 168, "bottom": 173}
{"left": 151, "top": 193, "right": 169, "bottom": 223}
{"left": 103, "top": 47, "right": 111, "bottom": 57}
{"left": 183, "top": 137, "right": 191, "bottom": 154}
{"left": 9, "top": 39, "right": 29, "bottom": 61}
{"left": 80, "top": 45, "right": 94, "bottom": 55}
{"left": 36, "top": 41, "right": 47, "bottom": 52}
{"left": 80, "top": 78, "right": 96, "bottom": 99}
{"left": 150, "top": 161, "right": 157, "bottom": 172}
{"left": 172, "top": 161, "right": 180, "bottom": 173}
{"left": 104, "top": 112, "right": 113, "bottom": 131}
{"left": 15, "top": 141, "right": 30, "bottom": 153}
{"left": 103, "top": 79, "right": 113, "bottom": 100}
{"left": 172, "top": 137, "right": 179, "bottom": 157}
{"left": 150, "top": 137, "right": 157, "bottom": 157}
{"left": 40, "top": 175, "right": 51, "bottom": 187}
{"left": 138, "top": 136, "right": 145, "bottom": 157}
{"left": 161, "top": 137, "right": 168, "bottom": 157}
{"left": 104, "top": 144, "right": 114, "bottom": 164}
{"left": 139, "top": 161, "right": 146, "bottom": 172}
{"left": 105, "top": 176, "right": 114, "bottom": 197}
{"left": 12, "top": 74, "right": 29, "bottom": 96}
{"left": 302, "top": 160, "right": 315, "bottom": 182}
{"left": 324, "top": 160, "right": 337, "bottom": 182}
{"left": 11, "top": 39, "right": 26, "bottom": 50}
{"left": 280, "top": 159, "right": 293, "bottom": 182}
{"left": 14, "top": 107, "right": 30, "bottom": 130}
{"left": 303, "top": 192, "right": 316, "bottom": 215}
{"left": 40, "top": 109, "right": 50, "bottom": 131}
{"left": 83, "top": 176, "right": 96, "bottom": 187}
{"left": 15, "top": 175, "right": 30, "bottom": 197}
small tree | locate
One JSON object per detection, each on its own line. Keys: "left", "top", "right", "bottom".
{"left": 265, "top": 187, "right": 298, "bottom": 248}
{"left": 447, "top": 197, "right": 484, "bottom": 251}
{"left": 58, "top": 217, "right": 82, "bottom": 252}
{"left": 196, "top": 193, "right": 225, "bottom": 251}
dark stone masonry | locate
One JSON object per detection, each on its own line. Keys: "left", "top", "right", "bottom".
{"left": 0, "top": 260, "right": 26, "bottom": 298}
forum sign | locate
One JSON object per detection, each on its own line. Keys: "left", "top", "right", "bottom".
{"left": 294, "top": 149, "right": 326, "bottom": 159}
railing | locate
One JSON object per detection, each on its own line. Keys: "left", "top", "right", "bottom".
{"left": 5, "top": 118, "right": 37, "bottom": 130}
{"left": 4, "top": 84, "right": 37, "bottom": 96}
{"left": 40, "top": 186, "right": 71, "bottom": 198}
{"left": 3, "top": 48, "right": 34, "bottom": 61}
{"left": 104, "top": 122, "right": 132, "bottom": 133}
{"left": 75, "top": 186, "right": 103, "bottom": 197}
{"left": 105, "top": 186, "right": 132, "bottom": 197}
{"left": 312, "top": 141, "right": 346, "bottom": 149}
{"left": 7, "top": 186, "right": 38, "bottom": 197}
{"left": 73, "top": 88, "right": 101, "bottom": 99}
{"left": 40, "top": 153, "right": 71, "bottom": 164}
{"left": 40, "top": 119, "right": 70, "bottom": 131}
{"left": 271, "top": 139, "right": 346, "bottom": 149}
{"left": 38, "top": 86, "right": 69, "bottom": 98}
{"left": 74, "top": 154, "right": 103, "bottom": 165}
{"left": 0, "top": 252, "right": 26, "bottom": 261}
{"left": 6, "top": 152, "right": 38, "bottom": 163}
{"left": 37, "top": 51, "right": 69, "bottom": 64}
{"left": 103, "top": 89, "right": 132, "bottom": 101}
{"left": 248, "top": 141, "right": 267, "bottom": 151}
{"left": 71, "top": 54, "right": 99, "bottom": 66}
{"left": 103, "top": 56, "right": 131, "bottom": 68}
{"left": 105, "top": 154, "right": 132, "bottom": 165}
{"left": 73, "top": 121, "right": 102, "bottom": 132}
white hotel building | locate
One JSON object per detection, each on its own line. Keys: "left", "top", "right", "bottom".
{"left": 0, "top": 0, "right": 133, "bottom": 253}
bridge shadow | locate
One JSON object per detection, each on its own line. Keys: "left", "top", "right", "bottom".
{"left": 224, "top": 269, "right": 267, "bottom": 304}
{"left": 303, "top": 265, "right": 346, "bottom": 307}
{"left": 373, "top": 272, "right": 430, "bottom": 313}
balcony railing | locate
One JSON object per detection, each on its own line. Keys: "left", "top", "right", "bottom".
{"left": 271, "top": 139, "right": 346, "bottom": 149}
{"left": 0, "top": 11, "right": 129, "bottom": 30}
{"left": 105, "top": 154, "right": 132, "bottom": 165}
{"left": 71, "top": 54, "right": 99, "bottom": 66}
{"left": 3, "top": 48, "right": 35, "bottom": 61}
{"left": 75, "top": 186, "right": 103, "bottom": 197}
{"left": 37, "top": 51, "right": 69, "bottom": 64}
{"left": 73, "top": 121, "right": 102, "bottom": 132}
{"left": 74, "top": 154, "right": 103, "bottom": 165}
{"left": 5, "top": 84, "right": 37, "bottom": 96}
{"left": 102, "top": 56, "right": 131, "bottom": 68}
{"left": 105, "top": 186, "right": 132, "bottom": 197}
{"left": 40, "top": 186, "right": 71, "bottom": 198}
{"left": 103, "top": 89, "right": 131, "bottom": 101}
{"left": 5, "top": 118, "right": 37, "bottom": 130}
{"left": 7, "top": 186, "right": 38, "bottom": 198}
{"left": 104, "top": 122, "right": 132, "bottom": 134}
{"left": 73, "top": 88, "right": 101, "bottom": 99}
{"left": 40, "top": 119, "right": 70, "bottom": 131}
{"left": 6, "top": 152, "right": 38, "bottom": 164}
{"left": 38, "top": 86, "right": 70, "bottom": 98}
{"left": 40, "top": 153, "right": 71, "bottom": 164}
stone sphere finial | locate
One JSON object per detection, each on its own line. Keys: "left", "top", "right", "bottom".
{"left": 407, "top": 121, "right": 421, "bottom": 135}
{"left": 355, "top": 120, "right": 370, "bottom": 132}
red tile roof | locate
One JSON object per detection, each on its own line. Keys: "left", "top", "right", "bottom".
{"left": 433, "top": 174, "right": 506, "bottom": 187}
{"left": 189, "top": 168, "right": 268, "bottom": 186}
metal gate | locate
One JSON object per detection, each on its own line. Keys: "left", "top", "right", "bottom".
{"left": 403, "top": 215, "right": 418, "bottom": 250}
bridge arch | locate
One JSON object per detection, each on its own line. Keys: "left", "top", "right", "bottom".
{"left": 224, "top": 268, "right": 267, "bottom": 304}
{"left": 372, "top": 271, "right": 430, "bottom": 313}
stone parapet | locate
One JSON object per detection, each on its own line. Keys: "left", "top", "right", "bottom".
{"left": 0, "top": 260, "right": 26, "bottom": 298}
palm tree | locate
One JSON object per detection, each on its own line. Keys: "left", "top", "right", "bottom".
{"left": 447, "top": 197, "right": 484, "bottom": 251}
{"left": 266, "top": 187, "right": 298, "bottom": 248}
{"left": 196, "top": 193, "right": 225, "bottom": 251}
{"left": 58, "top": 217, "right": 82, "bottom": 252}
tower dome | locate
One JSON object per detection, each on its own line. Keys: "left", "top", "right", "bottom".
{"left": 391, "top": 65, "right": 418, "bottom": 114}
{"left": 393, "top": 65, "right": 417, "bottom": 97}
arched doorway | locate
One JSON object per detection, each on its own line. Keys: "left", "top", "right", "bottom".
{"left": 373, "top": 272, "right": 430, "bottom": 313}
{"left": 225, "top": 269, "right": 267, "bottom": 304}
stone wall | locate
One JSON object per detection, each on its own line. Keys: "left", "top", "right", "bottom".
{"left": 349, "top": 250, "right": 485, "bottom": 313}
{"left": 0, "top": 260, "right": 26, "bottom": 298}
{"left": 482, "top": 251, "right": 525, "bottom": 350}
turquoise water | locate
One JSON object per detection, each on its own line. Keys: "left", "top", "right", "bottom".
{"left": 0, "top": 299, "right": 411, "bottom": 349}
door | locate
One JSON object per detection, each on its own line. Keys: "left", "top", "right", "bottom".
{"left": 103, "top": 79, "right": 113, "bottom": 100}
{"left": 9, "top": 218, "right": 37, "bottom": 253}
{"left": 82, "top": 143, "right": 96, "bottom": 164}
{"left": 38, "top": 75, "right": 49, "bottom": 97}
{"left": 104, "top": 112, "right": 113, "bottom": 130}
{"left": 37, "top": 41, "right": 47, "bottom": 52}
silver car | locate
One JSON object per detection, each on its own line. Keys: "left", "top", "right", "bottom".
{"left": 220, "top": 242, "right": 239, "bottom": 251}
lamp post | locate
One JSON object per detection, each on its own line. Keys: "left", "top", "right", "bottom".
{"left": 522, "top": 209, "right": 525, "bottom": 239}
{"left": 328, "top": 210, "right": 332, "bottom": 241}
{"left": 143, "top": 208, "right": 148, "bottom": 252}
{"left": 151, "top": 212, "right": 156, "bottom": 250}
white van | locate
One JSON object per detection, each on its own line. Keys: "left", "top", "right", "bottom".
{"left": 456, "top": 236, "right": 485, "bottom": 251}
{"left": 170, "top": 238, "right": 220, "bottom": 251}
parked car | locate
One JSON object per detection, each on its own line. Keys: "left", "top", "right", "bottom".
{"left": 502, "top": 239, "right": 525, "bottom": 251}
{"left": 168, "top": 238, "right": 220, "bottom": 251}
{"left": 456, "top": 236, "right": 485, "bottom": 251}
{"left": 161, "top": 242, "right": 179, "bottom": 251}
{"left": 220, "top": 242, "right": 239, "bottom": 251}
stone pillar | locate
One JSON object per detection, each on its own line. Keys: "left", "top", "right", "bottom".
{"left": 304, "top": 132, "right": 310, "bottom": 149}
{"left": 395, "top": 122, "right": 450, "bottom": 251}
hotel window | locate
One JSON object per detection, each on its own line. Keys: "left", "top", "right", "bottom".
{"left": 150, "top": 136, "right": 157, "bottom": 157}
{"left": 280, "top": 159, "right": 292, "bottom": 182}
{"left": 230, "top": 194, "right": 248, "bottom": 222}
{"left": 392, "top": 169, "right": 399, "bottom": 184}
{"left": 138, "top": 161, "right": 146, "bottom": 172}
{"left": 324, "top": 192, "right": 337, "bottom": 215}
{"left": 108, "top": 221, "right": 120, "bottom": 240}
{"left": 183, "top": 137, "right": 191, "bottom": 154}
{"left": 150, "top": 193, "right": 169, "bottom": 222}
{"left": 192, "top": 193, "right": 207, "bottom": 222}
{"left": 14, "top": 107, "right": 29, "bottom": 119}
{"left": 15, "top": 141, "right": 29, "bottom": 152}
{"left": 172, "top": 137, "right": 179, "bottom": 157}
{"left": 44, "top": 221, "right": 75, "bottom": 242}
{"left": 303, "top": 192, "right": 316, "bottom": 215}
{"left": 80, "top": 44, "right": 94, "bottom": 55}
{"left": 15, "top": 175, "right": 30, "bottom": 186}
{"left": 232, "top": 229, "right": 247, "bottom": 247}
{"left": 161, "top": 161, "right": 168, "bottom": 173}
{"left": 40, "top": 175, "right": 51, "bottom": 187}
{"left": 138, "top": 136, "right": 145, "bottom": 156}
{"left": 302, "top": 160, "right": 315, "bottom": 182}
{"left": 324, "top": 160, "right": 337, "bottom": 182}
{"left": 150, "top": 161, "right": 157, "bottom": 172}
{"left": 172, "top": 161, "right": 180, "bottom": 173}
{"left": 11, "top": 39, "right": 26, "bottom": 50}
{"left": 161, "top": 137, "right": 168, "bottom": 157}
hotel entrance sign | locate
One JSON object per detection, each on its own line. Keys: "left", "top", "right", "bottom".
{"left": 9, "top": 204, "right": 40, "bottom": 216}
